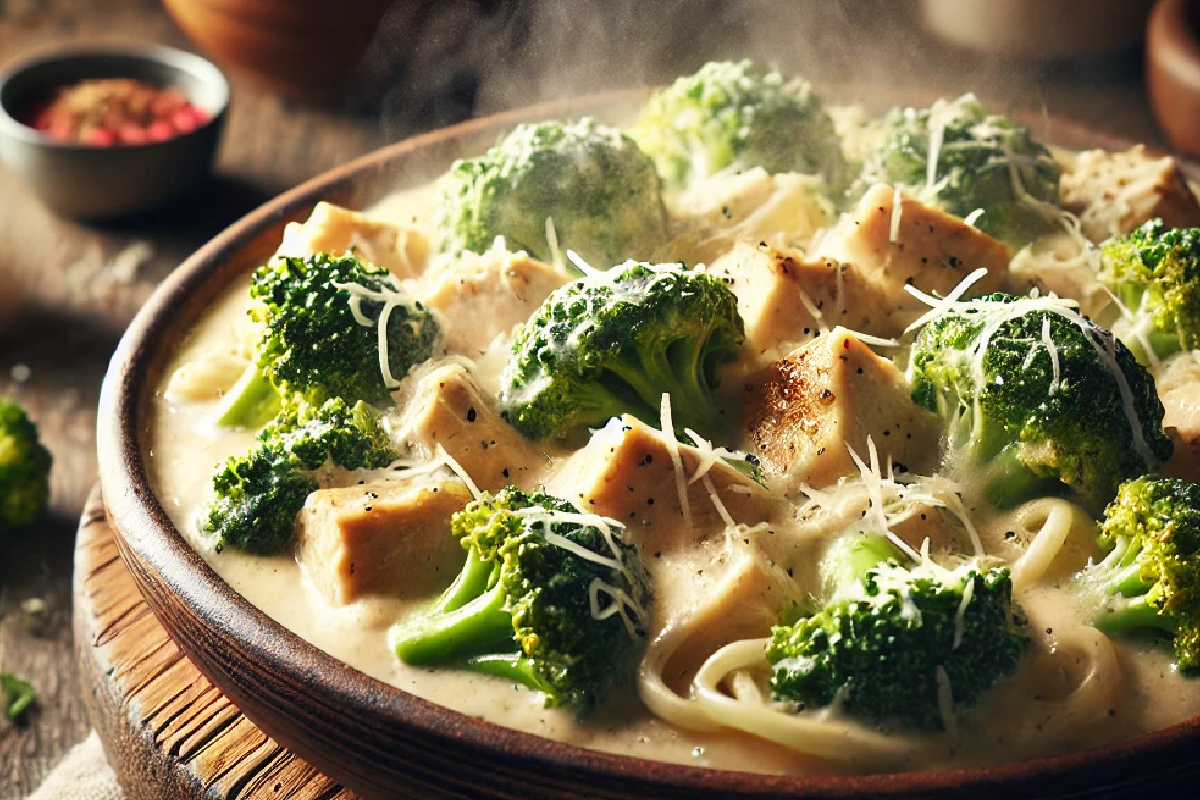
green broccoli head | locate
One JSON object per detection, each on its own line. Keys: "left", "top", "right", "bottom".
{"left": 1099, "top": 219, "right": 1200, "bottom": 364}
{"left": 0, "top": 398, "right": 51, "bottom": 535}
{"left": 857, "top": 94, "right": 1062, "bottom": 245}
{"left": 631, "top": 59, "right": 851, "bottom": 195}
{"left": 434, "top": 118, "right": 667, "bottom": 268}
{"left": 203, "top": 397, "right": 398, "bottom": 555}
{"left": 216, "top": 252, "right": 438, "bottom": 427}
{"left": 1076, "top": 475, "right": 1200, "bottom": 672}
{"left": 391, "top": 486, "right": 651, "bottom": 712}
{"left": 908, "top": 293, "right": 1172, "bottom": 511}
{"left": 767, "top": 533, "right": 1028, "bottom": 731}
{"left": 500, "top": 261, "right": 745, "bottom": 445}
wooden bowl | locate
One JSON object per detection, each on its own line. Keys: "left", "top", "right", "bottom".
{"left": 1148, "top": 0, "right": 1200, "bottom": 159}
{"left": 96, "top": 93, "right": 1200, "bottom": 799}
{"left": 159, "top": 0, "right": 392, "bottom": 105}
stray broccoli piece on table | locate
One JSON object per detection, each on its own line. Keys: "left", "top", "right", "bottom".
{"left": 908, "top": 292, "right": 1172, "bottom": 511}
{"left": 217, "top": 253, "right": 439, "bottom": 427}
{"left": 391, "top": 486, "right": 651, "bottom": 712}
{"left": 1099, "top": 219, "right": 1200, "bottom": 364}
{"left": 499, "top": 261, "right": 744, "bottom": 445}
{"left": 0, "top": 397, "right": 51, "bottom": 535}
{"left": 766, "top": 533, "right": 1028, "bottom": 731}
{"left": 631, "top": 59, "right": 851, "bottom": 195}
{"left": 203, "top": 397, "right": 398, "bottom": 555}
{"left": 0, "top": 671, "right": 35, "bottom": 721}
{"left": 1075, "top": 475, "right": 1200, "bottom": 672}
{"left": 434, "top": 118, "right": 668, "bottom": 269}
{"left": 856, "top": 94, "right": 1062, "bottom": 245}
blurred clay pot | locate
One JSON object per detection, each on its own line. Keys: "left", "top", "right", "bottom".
{"left": 920, "top": 0, "right": 1155, "bottom": 59}
{"left": 160, "top": 0, "right": 392, "bottom": 104}
{"left": 1148, "top": 0, "right": 1200, "bottom": 159}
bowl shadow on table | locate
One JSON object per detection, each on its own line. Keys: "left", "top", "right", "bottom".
{"left": 85, "top": 173, "right": 275, "bottom": 249}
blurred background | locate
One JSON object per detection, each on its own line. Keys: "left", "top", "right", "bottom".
{"left": 0, "top": 0, "right": 1188, "bottom": 796}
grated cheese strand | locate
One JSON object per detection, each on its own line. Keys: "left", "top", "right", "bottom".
{"left": 889, "top": 185, "right": 903, "bottom": 244}
{"left": 660, "top": 393, "right": 693, "bottom": 532}
{"left": 1041, "top": 314, "right": 1061, "bottom": 394}
{"left": 433, "top": 444, "right": 481, "bottom": 500}
{"left": 935, "top": 666, "right": 957, "bottom": 737}
{"left": 952, "top": 574, "right": 975, "bottom": 650}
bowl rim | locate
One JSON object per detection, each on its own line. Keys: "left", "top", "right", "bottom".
{"left": 0, "top": 42, "right": 230, "bottom": 150}
{"left": 96, "top": 92, "right": 1200, "bottom": 798}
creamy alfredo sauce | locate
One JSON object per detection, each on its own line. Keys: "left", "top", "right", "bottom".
{"left": 145, "top": 181, "right": 1200, "bottom": 776}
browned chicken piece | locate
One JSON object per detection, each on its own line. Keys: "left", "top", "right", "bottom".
{"left": 276, "top": 201, "right": 430, "bottom": 278}
{"left": 417, "top": 247, "right": 569, "bottom": 355}
{"left": 813, "top": 184, "right": 1009, "bottom": 332}
{"left": 395, "top": 361, "right": 548, "bottom": 492}
{"left": 703, "top": 242, "right": 893, "bottom": 360}
{"left": 296, "top": 479, "right": 473, "bottom": 606}
{"left": 744, "top": 329, "right": 942, "bottom": 489}
{"left": 1156, "top": 353, "right": 1200, "bottom": 482}
{"left": 1060, "top": 146, "right": 1200, "bottom": 243}
{"left": 543, "top": 415, "right": 779, "bottom": 554}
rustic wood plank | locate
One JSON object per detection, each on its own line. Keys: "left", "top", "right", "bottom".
{"left": 74, "top": 486, "right": 357, "bottom": 800}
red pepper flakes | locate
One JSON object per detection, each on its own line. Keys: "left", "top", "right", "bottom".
{"left": 21, "top": 78, "right": 210, "bottom": 146}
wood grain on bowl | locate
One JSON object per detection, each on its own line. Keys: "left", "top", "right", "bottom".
{"left": 95, "top": 91, "right": 1200, "bottom": 799}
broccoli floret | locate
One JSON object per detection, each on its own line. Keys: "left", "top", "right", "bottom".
{"left": 434, "top": 118, "right": 667, "bottom": 269}
{"left": 216, "top": 253, "right": 439, "bottom": 427}
{"left": 766, "top": 533, "right": 1028, "bottom": 731}
{"left": 499, "top": 261, "right": 744, "bottom": 444}
{"left": 908, "top": 293, "right": 1172, "bottom": 511}
{"left": 0, "top": 671, "right": 35, "bottom": 721}
{"left": 0, "top": 398, "right": 51, "bottom": 535}
{"left": 1098, "top": 219, "right": 1200, "bottom": 364}
{"left": 631, "top": 59, "right": 851, "bottom": 195}
{"left": 1075, "top": 475, "right": 1200, "bottom": 672}
{"left": 856, "top": 94, "right": 1062, "bottom": 245}
{"left": 203, "top": 397, "right": 398, "bottom": 554}
{"left": 391, "top": 486, "right": 650, "bottom": 712}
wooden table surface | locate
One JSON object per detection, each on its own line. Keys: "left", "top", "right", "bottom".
{"left": 0, "top": 0, "right": 1177, "bottom": 797}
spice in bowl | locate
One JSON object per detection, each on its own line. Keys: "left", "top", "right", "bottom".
{"left": 21, "top": 78, "right": 209, "bottom": 146}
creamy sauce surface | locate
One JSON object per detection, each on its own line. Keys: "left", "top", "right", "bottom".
{"left": 144, "top": 171, "right": 1200, "bottom": 776}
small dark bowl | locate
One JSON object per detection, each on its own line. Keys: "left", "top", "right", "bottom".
{"left": 0, "top": 44, "right": 228, "bottom": 220}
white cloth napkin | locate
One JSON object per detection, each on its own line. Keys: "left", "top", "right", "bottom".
{"left": 26, "top": 731, "right": 123, "bottom": 800}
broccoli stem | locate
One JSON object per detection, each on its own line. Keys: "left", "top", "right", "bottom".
{"left": 821, "top": 533, "right": 900, "bottom": 597}
{"left": 392, "top": 580, "right": 516, "bottom": 666}
{"left": 438, "top": 550, "right": 499, "bottom": 613}
{"left": 213, "top": 363, "right": 281, "bottom": 430}
{"left": 1094, "top": 594, "right": 1177, "bottom": 639}
{"left": 982, "top": 443, "right": 1067, "bottom": 509}
{"left": 464, "top": 654, "right": 555, "bottom": 695}
{"left": 604, "top": 336, "right": 725, "bottom": 440}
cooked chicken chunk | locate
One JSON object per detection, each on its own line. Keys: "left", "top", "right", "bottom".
{"left": 655, "top": 543, "right": 804, "bottom": 689}
{"left": 395, "top": 360, "right": 547, "bottom": 492}
{"left": 543, "top": 415, "right": 779, "bottom": 554}
{"left": 417, "top": 246, "right": 569, "bottom": 356}
{"left": 296, "top": 479, "right": 472, "bottom": 606}
{"left": 666, "top": 168, "right": 835, "bottom": 265}
{"left": 276, "top": 201, "right": 429, "bottom": 278}
{"left": 814, "top": 184, "right": 1009, "bottom": 331}
{"left": 744, "top": 329, "right": 941, "bottom": 488}
{"left": 1156, "top": 352, "right": 1200, "bottom": 481}
{"left": 1060, "top": 146, "right": 1200, "bottom": 243}
{"left": 704, "top": 242, "right": 891, "bottom": 361}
